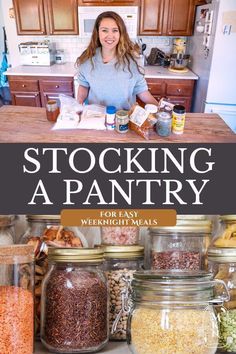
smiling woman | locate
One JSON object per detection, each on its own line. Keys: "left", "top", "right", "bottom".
{"left": 75, "top": 11, "right": 158, "bottom": 111}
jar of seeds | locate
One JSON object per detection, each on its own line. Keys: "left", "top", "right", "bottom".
{"left": 103, "top": 245, "right": 144, "bottom": 341}
{"left": 148, "top": 215, "right": 212, "bottom": 271}
{"left": 41, "top": 248, "right": 108, "bottom": 353}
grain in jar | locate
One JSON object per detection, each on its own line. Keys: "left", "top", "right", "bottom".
{"left": 103, "top": 245, "right": 144, "bottom": 341}
{"left": 0, "top": 245, "right": 34, "bottom": 354}
{"left": 101, "top": 227, "right": 139, "bottom": 245}
{"left": 128, "top": 271, "right": 228, "bottom": 354}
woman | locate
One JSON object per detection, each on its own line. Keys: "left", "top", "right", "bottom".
{"left": 76, "top": 11, "right": 158, "bottom": 110}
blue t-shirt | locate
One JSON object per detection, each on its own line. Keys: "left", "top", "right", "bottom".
{"left": 77, "top": 48, "right": 148, "bottom": 110}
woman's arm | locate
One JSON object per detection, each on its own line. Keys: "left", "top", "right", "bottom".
{"left": 137, "top": 90, "right": 159, "bottom": 106}
{"left": 77, "top": 85, "right": 89, "bottom": 104}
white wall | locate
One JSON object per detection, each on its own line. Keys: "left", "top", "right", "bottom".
{"left": 0, "top": 0, "right": 5, "bottom": 56}
{"left": 1, "top": 0, "right": 178, "bottom": 67}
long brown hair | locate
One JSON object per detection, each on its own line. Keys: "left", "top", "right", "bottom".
{"left": 75, "top": 11, "right": 142, "bottom": 74}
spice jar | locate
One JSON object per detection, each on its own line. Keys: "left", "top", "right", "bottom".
{"left": 20, "top": 215, "right": 86, "bottom": 338}
{"left": 0, "top": 245, "right": 34, "bottom": 354}
{"left": 115, "top": 110, "right": 129, "bottom": 133}
{"left": 101, "top": 227, "right": 139, "bottom": 245}
{"left": 156, "top": 111, "right": 172, "bottom": 137}
{"left": 172, "top": 104, "right": 186, "bottom": 134}
{"left": 148, "top": 215, "right": 212, "bottom": 271}
{"left": 46, "top": 100, "right": 60, "bottom": 122}
{"left": 128, "top": 270, "right": 229, "bottom": 354}
{"left": 55, "top": 49, "right": 65, "bottom": 64}
{"left": 41, "top": 248, "right": 108, "bottom": 353}
{"left": 0, "top": 215, "right": 15, "bottom": 245}
{"left": 103, "top": 245, "right": 144, "bottom": 341}
{"left": 208, "top": 246, "right": 236, "bottom": 353}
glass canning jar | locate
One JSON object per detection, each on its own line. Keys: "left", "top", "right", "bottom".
{"left": 212, "top": 215, "right": 236, "bottom": 248}
{"left": 101, "top": 226, "right": 139, "bottom": 245}
{"left": 21, "top": 215, "right": 87, "bottom": 338}
{"left": 103, "top": 245, "right": 144, "bottom": 341}
{"left": 41, "top": 247, "right": 108, "bottom": 353}
{"left": 127, "top": 270, "right": 229, "bottom": 354}
{"left": 148, "top": 215, "right": 212, "bottom": 271}
{"left": 0, "top": 215, "right": 15, "bottom": 245}
{"left": 0, "top": 244, "right": 34, "bottom": 354}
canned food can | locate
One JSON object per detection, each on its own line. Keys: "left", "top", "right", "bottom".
{"left": 172, "top": 105, "right": 186, "bottom": 134}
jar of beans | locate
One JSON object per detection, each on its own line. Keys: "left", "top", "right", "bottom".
{"left": 208, "top": 215, "right": 236, "bottom": 353}
{"left": 128, "top": 270, "right": 229, "bottom": 354}
{"left": 101, "top": 227, "right": 139, "bottom": 245}
{"left": 0, "top": 244, "right": 34, "bottom": 354}
{"left": 103, "top": 245, "right": 144, "bottom": 341}
{"left": 20, "top": 215, "right": 87, "bottom": 338}
{"left": 41, "top": 247, "right": 109, "bottom": 353}
{"left": 148, "top": 215, "right": 212, "bottom": 271}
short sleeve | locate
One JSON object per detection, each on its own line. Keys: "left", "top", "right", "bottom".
{"left": 77, "top": 64, "right": 90, "bottom": 88}
{"left": 133, "top": 72, "right": 148, "bottom": 95}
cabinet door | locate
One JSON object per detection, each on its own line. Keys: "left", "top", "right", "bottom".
{"left": 46, "top": 0, "right": 78, "bottom": 35}
{"left": 139, "top": 0, "right": 166, "bottom": 35}
{"left": 13, "top": 0, "right": 46, "bottom": 35}
{"left": 11, "top": 92, "right": 41, "bottom": 107}
{"left": 78, "top": 0, "right": 139, "bottom": 4}
{"left": 39, "top": 78, "right": 74, "bottom": 106}
{"left": 166, "top": 0, "right": 195, "bottom": 36}
{"left": 166, "top": 79, "right": 194, "bottom": 97}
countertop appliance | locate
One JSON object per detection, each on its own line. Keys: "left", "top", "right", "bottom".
{"left": 78, "top": 6, "right": 138, "bottom": 39}
{"left": 169, "top": 38, "right": 190, "bottom": 73}
{"left": 18, "top": 41, "right": 55, "bottom": 66}
{"left": 188, "top": 0, "right": 236, "bottom": 133}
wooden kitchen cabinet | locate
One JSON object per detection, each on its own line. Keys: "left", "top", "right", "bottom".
{"left": 8, "top": 76, "right": 74, "bottom": 108}
{"left": 146, "top": 78, "right": 195, "bottom": 112}
{"left": 78, "top": 0, "right": 139, "bottom": 4}
{"left": 140, "top": 0, "right": 195, "bottom": 36}
{"left": 13, "top": 0, "right": 78, "bottom": 35}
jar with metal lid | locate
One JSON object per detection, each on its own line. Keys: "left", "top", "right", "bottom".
{"left": 127, "top": 270, "right": 229, "bottom": 354}
{"left": 0, "top": 244, "right": 34, "bottom": 354}
{"left": 103, "top": 245, "right": 144, "bottom": 341}
{"left": 20, "top": 215, "right": 87, "bottom": 338}
{"left": 211, "top": 215, "right": 236, "bottom": 248}
{"left": 0, "top": 215, "right": 15, "bottom": 245}
{"left": 145, "top": 104, "right": 158, "bottom": 126}
{"left": 208, "top": 246, "right": 236, "bottom": 353}
{"left": 156, "top": 111, "right": 172, "bottom": 136}
{"left": 115, "top": 110, "right": 129, "bottom": 133}
{"left": 41, "top": 248, "right": 108, "bottom": 353}
{"left": 148, "top": 215, "right": 212, "bottom": 271}
{"left": 101, "top": 227, "right": 139, "bottom": 245}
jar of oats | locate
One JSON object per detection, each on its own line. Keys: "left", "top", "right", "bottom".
{"left": 41, "top": 248, "right": 108, "bottom": 353}
{"left": 103, "top": 245, "right": 144, "bottom": 341}
{"left": 128, "top": 270, "right": 229, "bottom": 354}
{"left": 0, "top": 245, "right": 34, "bottom": 354}
{"left": 148, "top": 215, "right": 212, "bottom": 271}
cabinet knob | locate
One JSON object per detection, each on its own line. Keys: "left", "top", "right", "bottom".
{"left": 177, "top": 88, "right": 181, "bottom": 93}
{"left": 55, "top": 85, "right": 59, "bottom": 88}
{"left": 148, "top": 86, "right": 152, "bottom": 92}
{"left": 22, "top": 84, "right": 26, "bottom": 88}
{"left": 35, "top": 94, "right": 38, "bottom": 97}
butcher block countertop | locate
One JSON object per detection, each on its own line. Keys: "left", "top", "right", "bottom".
{"left": 0, "top": 106, "right": 235, "bottom": 143}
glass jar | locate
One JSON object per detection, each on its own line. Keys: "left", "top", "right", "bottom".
{"left": 156, "top": 111, "right": 172, "bottom": 137}
{"left": 212, "top": 215, "right": 236, "bottom": 248}
{"left": 41, "top": 248, "right": 108, "bottom": 353}
{"left": 115, "top": 110, "right": 129, "bottom": 133}
{"left": 0, "top": 244, "right": 34, "bottom": 354}
{"left": 101, "top": 226, "right": 139, "bottom": 245}
{"left": 46, "top": 100, "right": 60, "bottom": 122}
{"left": 0, "top": 215, "right": 15, "bottom": 245}
{"left": 128, "top": 270, "right": 229, "bottom": 354}
{"left": 148, "top": 215, "right": 212, "bottom": 271}
{"left": 103, "top": 245, "right": 144, "bottom": 341}
{"left": 21, "top": 215, "right": 86, "bottom": 338}
{"left": 208, "top": 246, "right": 236, "bottom": 353}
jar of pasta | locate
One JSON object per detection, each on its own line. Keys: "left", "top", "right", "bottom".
{"left": 41, "top": 248, "right": 108, "bottom": 353}
{"left": 0, "top": 245, "right": 34, "bottom": 354}
{"left": 148, "top": 215, "right": 212, "bottom": 271}
{"left": 103, "top": 245, "right": 144, "bottom": 341}
{"left": 128, "top": 270, "right": 229, "bottom": 354}
{"left": 20, "top": 215, "right": 86, "bottom": 338}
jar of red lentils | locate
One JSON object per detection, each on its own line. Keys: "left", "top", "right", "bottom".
{"left": 148, "top": 215, "right": 212, "bottom": 271}
{"left": 101, "top": 226, "right": 139, "bottom": 245}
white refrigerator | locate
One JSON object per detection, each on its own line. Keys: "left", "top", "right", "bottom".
{"left": 188, "top": 0, "right": 236, "bottom": 133}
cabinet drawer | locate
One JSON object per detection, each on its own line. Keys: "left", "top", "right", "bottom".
{"left": 10, "top": 80, "right": 39, "bottom": 92}
{"left": 146, "top": 79, "right": 165, "bottom": 95}
{"left": 40, "top": 80, "right": 73, "bottom": 93}
{"left": 166, "top": 80, "right": 194, "bottom": 97}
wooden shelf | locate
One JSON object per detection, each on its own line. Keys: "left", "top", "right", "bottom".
{"left": 35, "top": 341, "right": 129, "bottom": 353}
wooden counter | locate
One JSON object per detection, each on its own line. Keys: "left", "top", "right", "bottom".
{"left": 0, "top": 105, "right": 235, "bottom": 143}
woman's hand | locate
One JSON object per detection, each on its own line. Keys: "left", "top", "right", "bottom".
{"left": 77, "top": 85, "right": 89, "bottom": 104}
{"left": 137, "top": 90, "right": 159, "bottom": 106}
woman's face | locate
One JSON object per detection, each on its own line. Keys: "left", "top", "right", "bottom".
{"left": 98, "top": 18, "right": 120, "bottom": 51}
